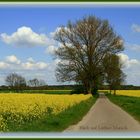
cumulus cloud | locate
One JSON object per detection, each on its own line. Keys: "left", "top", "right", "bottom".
{"left": 0, "top": 26, "right": 54, "bottom": 47}
{"left": 118, "top": 53, "right": 140, "bottom": 68}
{"left": 0, "top": 55, "right": 51, "bottom": 85}
{"left": 131, "top": 24, "right": 140, "bottom": 33}
{"left": 0, "top": 55, "right": 48, "bottom": 71}
{"left": 6, "top": 55, "right": 20, "bottom": 64}
{"left": 50, "top": 27, "right": 70, "bottom": 37}
{"left": 0, "top": 61, "right": 9, "bottom": 69}
{"left": 45, "top": 45, "right": 57, "bottom": 55}
{"left": 118, "top": 53, "right": 140, "bottom": 85}
{"left": 21, "top": 61, "right": 47, "bottom": 70}
{"left": 0, "top": 26, "right": 60, "bottom": 56}
{"left": 22, "top": 58, "right": 61, "bottom": 85}
{"left": 50, "top": 27, "right": 62, "bottom": 37}
{"left": 27, "top": 57, "right": 35, "bottom": 63}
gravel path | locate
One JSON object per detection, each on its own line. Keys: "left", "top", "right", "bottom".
{"left": 65, "top": 93, "right": 140, "bottom": 132}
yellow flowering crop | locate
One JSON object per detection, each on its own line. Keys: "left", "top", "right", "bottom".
{"left": 0, "top": 93, "right": 91, "bottom": 131}
{"left": 114, "top": 90, "right": 140, "bottom": 97}
{"left": 100, "top": 90, "right": 140, "bottom": 97}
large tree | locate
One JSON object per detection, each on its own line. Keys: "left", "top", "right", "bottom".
{"left": 55, "top": 16, "right": 124, "bottom": 95}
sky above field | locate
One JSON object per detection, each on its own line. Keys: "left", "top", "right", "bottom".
{"left": 0, "top": 4, "right": 140, "bottom": 86}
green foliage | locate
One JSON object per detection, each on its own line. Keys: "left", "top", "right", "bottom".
{"left": 71, "top": 85, "right": 85, "bottom": 94}
{"left": 92, "top": 87, "right": 99, "bottom": 96}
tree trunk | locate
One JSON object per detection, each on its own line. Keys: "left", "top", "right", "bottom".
{"left": 85, "top": 80, "right": 98, "bottom": 95}
{"left": 109, "top": 85, "right": 112, "bottom": 94}
{"left": 92, "top": 80, "right": 98, "bottom": 95}
{"left": 114, "top": 90, "right": 116, "bottom": 95}
{"left": 87, "top": 81, "right": 93, "bottom": 94}
{"left": 83, "top": 81, "right": 89, "bottom": 94}
{"left": 84, "top": 87, "right": 88, "bottom": 94}
{"left": 87, "top": 85, "right": 92, "bottom": 94}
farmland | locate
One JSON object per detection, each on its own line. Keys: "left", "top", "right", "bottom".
{"left": 112, "top": 90, "right": 140, "bottom": 97}
{"left": 0, "top": 89, "right": 140, "bottom": 132}
{"left": 0, "top": 93, "right": 96, "bottom": 132}
{"left": 0, "top": 90, "right": 72, "bottom": 94}
{"left": 100, "top": 90, "right": 140, "bottom": 97}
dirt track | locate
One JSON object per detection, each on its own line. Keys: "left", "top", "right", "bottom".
{"left": 65, "top": 93, "right": 140, "bottom": 132}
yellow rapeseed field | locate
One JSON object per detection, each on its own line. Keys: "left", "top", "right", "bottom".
{"left": 100, "top": 90, "right": 140, "bottom": 97}
{"left": 0, "top": 94, "right": 91, "bottom": 131}
{"left": 114, "top": 90, "right": 140, "bottom": 97}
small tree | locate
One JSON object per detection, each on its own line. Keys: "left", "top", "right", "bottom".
{"left": 5, "top": 73, "right": 26, "bottom": 91}
{"left": 39, "top": 79, "right": 46, "bottom": 86}
{"left": 28, "top": 78, "right": 39, "bottom": 87}
{"left": 28, "top": 79, "right": 46, "bottom": 87}
{"left": 103, "top": 54, "right": 126, "bottom": 95}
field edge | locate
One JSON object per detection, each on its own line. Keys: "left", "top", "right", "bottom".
{"left": 7, "top": 96, "right": 97, "bottom": 132}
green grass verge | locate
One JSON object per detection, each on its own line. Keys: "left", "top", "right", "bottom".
{"left": 7, "top": 96, "right": 97, "bottom": 132}
{"left": 107, "top": 94, "right": 140, "bottom": 122}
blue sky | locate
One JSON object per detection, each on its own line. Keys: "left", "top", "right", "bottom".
{"left": 0, "top": 5, "right": 140, "bottom": 86}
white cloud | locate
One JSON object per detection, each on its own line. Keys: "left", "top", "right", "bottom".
{"left": 118, "top": 53, "right": 140, "bottom": 85}
{"left": 50, "top": 27, "right": 62, "bottom": 38}
{"left": 20, "top": 58, "right": 62, "bottom": 85}
{"left": 126, "top": 43, "right": 140, "bottom": 52}
{"left": 36, "top": 62, "right": 48, "bottom": 69}
{"left": 21, "top": 61, "right": 47, "bottom": 70}
{"left": 6, "top": 55, "right": 20, "bottom": 64}
{"left": 131, "top": 24, "right": 140, "bottom": 33}
{"left": 50, "top": 27, "right": 70, "bottom": 38}
{"left": 118, "top": 53, "right": 129, "bottom": 65}
{"left": 27, "top": 57, "right": 35, "bottom": 63}
{"left": 0, "top": 55, "right": 48, "bottom": 71}
{"left": 0, "top": 61, "right": 9, "bottom": 69}
{"left": 45, "top": 45, "right": 57, "bottom": 55}
{"left": 21, "top": 62, "right": 34, "bottom": 70}
{"left": 118, "top": 53, "right": 140, "bottom": 68}
{"left": 1, "top": 26, "right": 61, "bottom": 56}
{"left": 0, "top": 55, "right": 64, "bottom": 85}
{"left": 0, "top": 26, "right": 53, "bottom": 47}
{"left": 54, "top": 58, "right": 61, "bottom": 64}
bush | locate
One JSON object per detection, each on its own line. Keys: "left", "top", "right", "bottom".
{"left": 71, "top": 85, "right": 85, "bottom": 94}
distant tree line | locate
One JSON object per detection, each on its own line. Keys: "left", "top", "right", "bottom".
{"left": 4, "top": 73, "right": 47, "bottom": 92}
{"left": 0, "top": 82, "right": 139, "bottom": 92}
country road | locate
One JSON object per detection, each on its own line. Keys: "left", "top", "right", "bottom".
{"left": 65, "top": 93, "right": 140, "bottom": 132}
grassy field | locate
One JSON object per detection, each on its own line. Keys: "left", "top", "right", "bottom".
{"left": 0, "top": 90, "right": 72, "bottom": 94}
{"left": 107, "top": 94, "right": 140, "bottom": 122}
{"left": 0, "top": 93, "right": 96, "bottom": 132}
